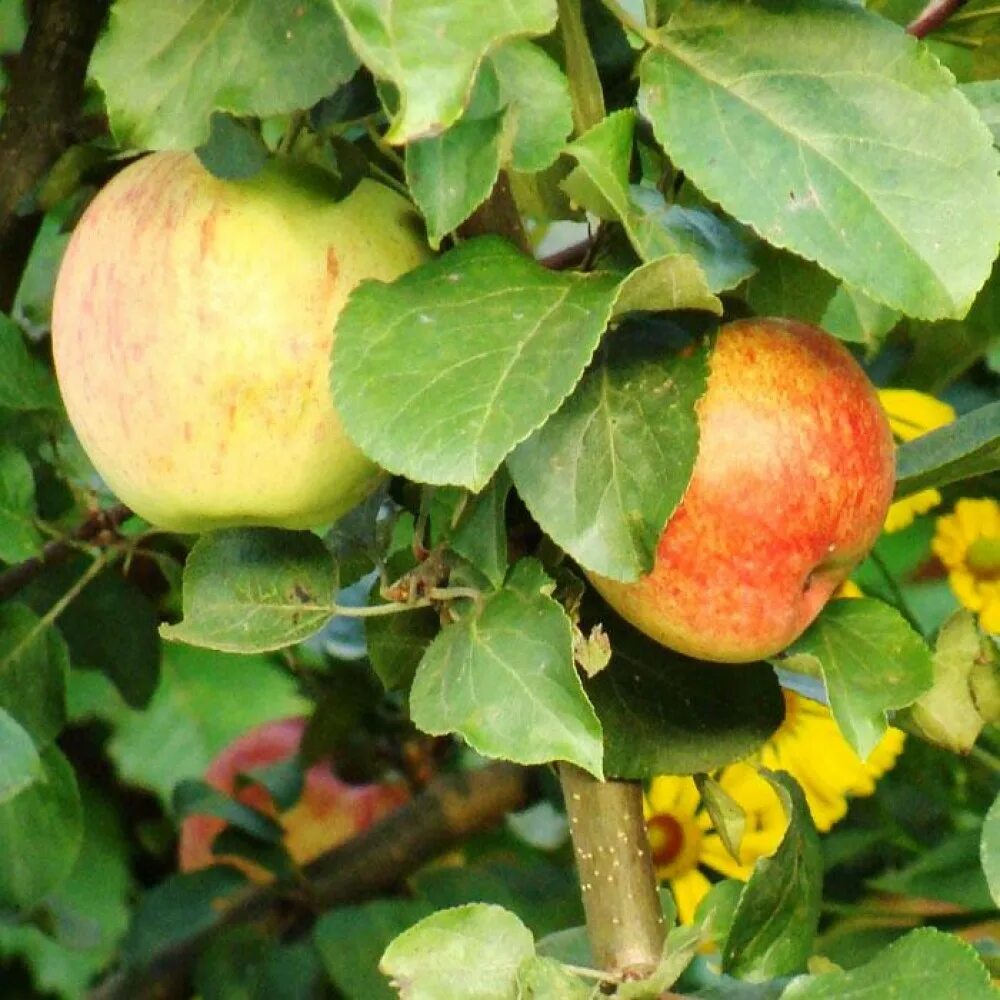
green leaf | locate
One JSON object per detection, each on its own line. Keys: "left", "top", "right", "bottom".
{"left": 0, "top": 745, "right": 83, "bottom": 908}
{"left": 0, "top": 313, "right": 58, "bottom": 411}
{"left": 315, "top": 899, "right": 436, "bottom": 1000}
{"left": 619, "top": 926, "right": 702, "bottom": 999}
{"left": 0, "top": 603, "right": 68, "bottom": 747}
{"left": 779, "top": 927, "right": 995, "bottom": 999}
{"left": 330, "top": 0, "right": 557, "bottom": 143}
{"left": 491, "top": 41, "right": 573, "bottom": 173}
{"left": 172, "top": 778, "right": 284, "bottom": 843}
{"left": 194, "top": 928, "right": 325, "bottom": 1000}
{"left": 407, "top": 111, "right": 505, "bottom": 247}
{"left": 509, "top": 319, "right": 709, "bottom": 581}
{"left": 91, "top": 0, "right": 358, "bottom": 149}
{"left": 25, "top": 557, "right": 160, "bottom": 709}
{"left": 331, "top": 237, "right": 620, "bottom": 491}
{"left": 366, "top": 606, "right": 439, "bottom": 693}
{"left": 982, "top": 792, "right": 1000, "bottom": 908}
{"left": 515, "top": 957, "right": 592, "bottom": 999}
{"left": 414, "top": 861, "right": 584, "bottom": 940}
{"left": 743, "top": 245, "right": 838, "bottom": 328}
{"left": 820, "top": 284, "right": 900, "bottom": 351}
{"left": 696, "top": 774, "right": 746, "bottom": 864}
{"left": 894, "top": 401, "right": 1000, "bottom": 497}
{"left": 0, "top": 708, "right": 42, "bottom": 805}
{"left": 161, "top": 528, "right": 338, "bottom": 653}
{"left": 723, "top": 772, "right": 822, "bottom": 980}
{"left": 195, "top": 112, "right": 269, "bottom": 181}
{"left": 639, "top": 0, "right": 1000, "bottom": 319}
{"left": 430, "top": 471, "right": 512, "bottom": 589}
{"left": 563, "top": 110, "right": 753, "bottom": 293}
{"left": 871, "top": 828, "right": 993, "bottom": 910}
{"left": 612, "top": 256, "right": 723, "bottom": 317}
{"left": 0, "top": 443, "right": 42, "bottom": 563}
{"left": 903, "top": 260, "right": 1000, "bottom": 391}
{"left": 779, "top": 598, "right": 933, "bottom": 759}
{"left": 586, "top": 609, "right": 784, "bottom": 778}
{"left": 963, "top": 80, "right": 1000, "bottom": 142}
{"left": 410, "top": 559, "right": 604, "bottom": 777}
{"left": 67, "top": 642, "right": 308, "bottom": 805}
{"left": 122, "top": 868, "right": 249, "bottom": 969}
{"left": 0, "top": 780, "right": 132, "bottom": 999}
{"left": 380, "top": 903, "right": 535, "bottom": 1000}
{"left": 404, "top": 39, "right": 571, "bottom": 246}
{"left": 906, "top": 610, "right": 990, "bottom": 753}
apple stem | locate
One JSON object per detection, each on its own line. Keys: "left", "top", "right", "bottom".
{"left": 559, "top": 762, "right": 666, "bottom": 980}
{"left": 334, "top": 585, "right": 482, "bottom": 619}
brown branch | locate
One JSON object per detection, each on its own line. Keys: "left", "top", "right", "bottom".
{"left": 0, "top": 503, "right": 131, "bottom": 602}
{"left": 559, "top": 763, "right": 665, "bottom": 980}
{"left": 906, "top": 0, "right": 969, "bottom": 38}
{"left": 0, "top": 0, "right": 111, "bottom": 310}
{"left": 89, "top": 761, "right": 531, "bottom": 1000}
{"left": 456, "top": 171, "right": 531, "bottom": 256}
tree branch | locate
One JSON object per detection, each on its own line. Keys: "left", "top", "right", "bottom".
{"left": 89, "top": 761, "right": 531, "bottom": 1000}
{"left": 906, "top": 0, "right": 969, "bottom": 38}
{"left": 0, "top": 503, "right": 131, "bottom": 602}
{"left": 559, "top": 764, "right": 665, "bottom": 980}
{"left": 456, "top": 171, "right": 531, "bottom": 256}
{"left": 0, "top": 0, "right": 111, "bottom": 310}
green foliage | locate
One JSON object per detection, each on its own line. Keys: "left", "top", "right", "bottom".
{"left": 638, "top": 0, "right": 1000, "bottom": 319}
{"left": 380, "top": 903, "right": 536, "bottom": 999}
{"left": 894, "top": 400, "right": 1000, "bottom": 496}
{"left": 780, "top": 928, "right": 996, "bottom": 998}
{"left": 2, "top": 0, "right": 999, "bottom": 994}
{"left": 722, "top": 773, "right": 822, "bottom": 979}
{"left": 162, "top": 528, "right": 340, "bottom": 653}
{"left": 330, "top": 0, "right": 557, "bottom": 142}
{"left": 586, "top": 612, "right": 785, "bottom": 777}
{"left": 91, "top": 0, "right": 358, "bottom": 149}
{"left": 331, "top": 237, "right": 622, "bottom": 491}
{"left": 779, "top": 598, "right": 934, "bottom": 758}
{"left": 410, "top": 560, "right": 604, "bottom": 777}
{"left": 509, "top": 320, "right": 709, "bottom": 581}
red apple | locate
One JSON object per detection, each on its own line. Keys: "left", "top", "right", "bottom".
{"left": 587, "top": 318, "right": 895, "bottom": 662}
{"left": 178, "top": 717, "right": 409, "bottom": 878}
{"left": 51, "top": 152, "right": 429, "bottom": 532}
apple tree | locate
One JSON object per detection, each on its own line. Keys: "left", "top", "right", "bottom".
{"left": 1, "top": 0, "right": 1000, "bottom": 997}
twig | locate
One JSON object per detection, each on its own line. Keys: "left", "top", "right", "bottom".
{"left": 88, "top": 761, "right": 531, "bottom": 1000}
{"left": 0, "top": 0, "right": 112, "bottom": 310}
{"left": 540, "top": 238, "right": 592, "bottom": 271}
{"left": 456, "top": 171, "right": 531, "bottom": 255}
{"left": 867, "top": 549, "right": 923, "bottom": 635}
{"left": 906, "top": 0, "right": 970, "bottom": 37}
{"left": 559, "top": 763, "right": 665, "bottom": 979}
{"left": 0, "top": 503, "right": 132, "bottom": 602}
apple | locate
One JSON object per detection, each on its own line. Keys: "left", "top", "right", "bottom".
{"left": 587, "top": 318, "right": 895, "bottom": 663}
{"left": 51, "top": 152, "right": 429, "bottom": 532}
{"left": 178, "top": 717, "right": 409, "bottom": 878}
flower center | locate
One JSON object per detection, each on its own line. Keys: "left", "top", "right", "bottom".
{"left": 966, "top": 536, "right": 1000, "bottom": 581}
{"left": 647, "top": 813, "right": 684, "bottom": 868}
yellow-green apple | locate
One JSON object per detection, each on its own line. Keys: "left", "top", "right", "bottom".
{"left": 587, "top": 318, "right": 895, "bottom": 663}
{"left": 51, "top": 152, "right": 428, "bottom": 531}
{"left": 178, "top": 716, "right": 409, "bottom": 878}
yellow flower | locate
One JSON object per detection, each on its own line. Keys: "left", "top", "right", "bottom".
{"left": 878, "top": 389, "right": 956, "bottom": 533}
{"left": 644, "top": 764, "right": 786, "bottom": 925}
{"left": 932, "top": 498, "right": 1000, "bottom": 635}
{"left": 834, "top": 579, "right": 864, "bottom": 599}
{"left": 758, "top": 691, "right": 906, "bottom": 832}
{"left": 646, "top": 692, "right": 906, "bottom": 923}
